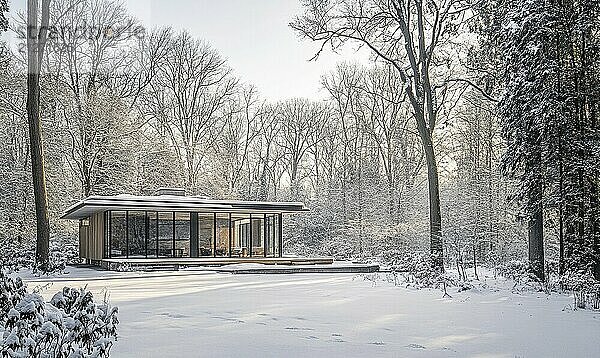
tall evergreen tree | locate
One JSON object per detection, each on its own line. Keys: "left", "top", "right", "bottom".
{"left": 0, "top": 0, "right": 8, "bottom": 32}
{"left": 552, "top": 0, "right": 600, "bottom": 279}
{"left": 494, "top": 0, "right": 600, "bottom": 280}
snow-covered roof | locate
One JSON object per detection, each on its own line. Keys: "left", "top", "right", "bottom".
{"left": 61, "top": 194, "right": 309, "bottom": 220}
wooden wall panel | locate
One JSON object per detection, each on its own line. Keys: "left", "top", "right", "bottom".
{"left": 79, "top": 212, "right": 104, "bottom": 260}
{"left": 79, "top": 222, "right": 88, "bottom": 259}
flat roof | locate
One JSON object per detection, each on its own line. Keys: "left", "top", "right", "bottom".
{"left": 61, "top": 194, "right": 309, "bottom": 220}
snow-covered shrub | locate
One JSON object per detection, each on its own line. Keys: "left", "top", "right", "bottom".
{"left": 0, "top": 236, "right": 80, "bottom": 274}
{"left": 494, "top": 259, "right": 545, "bottom": 291}
{"left": 560, "top": 271, "right": 600, "bottom": 310}
{"left": 384, "top": 251, "right": 443, "bottom": 288}
{"left": 0, "top": 270, "right": 119, "bottom": 357}
{"left": 0, "top": 243, "right": 35, "bottom": 272}
{"left": 494, "top": 260, "right": 529, "bottom": 280}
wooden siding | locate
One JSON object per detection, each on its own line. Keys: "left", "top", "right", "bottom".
{"left": 79, "top": 212, "right": 104, "bottom": 260}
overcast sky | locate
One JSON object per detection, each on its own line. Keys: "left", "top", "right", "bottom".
{"left": 5, "top": 0, "right": 371, "bottom": 101}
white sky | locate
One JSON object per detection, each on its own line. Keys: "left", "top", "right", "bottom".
{"left": 5, "top": 0, "right": 372, "bottom": 101}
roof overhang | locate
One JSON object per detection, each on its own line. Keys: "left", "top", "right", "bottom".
{"left": 61, "top": 195, "right": 309, "bottom": 220}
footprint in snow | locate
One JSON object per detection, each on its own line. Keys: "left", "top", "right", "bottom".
{"left": 406, "top": 343, "right": 426, "bottom": 350}
{"left": 158, "top": 312, "right": 189, "bottom": 319}
{"left": 285, "top": 327, "right": 314, "bottom": 331}
{"left": 211, "top": 316, "right": 245, "bottom": 324}
{"left": 304, "top": 336, "right": 319, "bottom": 340}
{"left": 329, "top": 338, "right": 346, "bottom": 343}
{"left": 369, "top": 341, "right": 385, "bottom": 346}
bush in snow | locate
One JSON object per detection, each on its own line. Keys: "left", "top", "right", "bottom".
{"left": 0, "top": 237, "right": 80, "bottom": 274}
{"left": 493, "top": 259, "right": 551, "bottom": 292}
{"left": 560, "top": 271, "right": 600, "bottom": 310}
{"left": 0, "top": 271, "right": 119, "bottom": 357}
{"left": 383, "top": 250, "right": 444, "bottom": 289}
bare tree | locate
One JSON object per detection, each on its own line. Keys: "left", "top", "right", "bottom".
{"left": 26, "top": 0, "right": 51, "bottom": 270}
{"left": 278, "top": 99, "right": 329, "bottom": 200}
{"left": 142, "top": 30, "right": 238, "bottom": 195}
{"left": 39, "top": 0, "right": 143, "bottom": 197}
{"left": 211, "top": 85, "right": 265, "bottom": 198}
{"left": 291, "top": 0, "right": 471, "bottom": 269}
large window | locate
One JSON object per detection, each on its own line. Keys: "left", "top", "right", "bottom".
{"left": 147, "top": 212, "right": 158, "bottom": 258}
{"left": 274, "top": 214, "right": 281, "bottom": 257}
{"left": 174, "top": 212, "right": 190, "bottom": 257}
{"left": 128, "top": 211, "right": 146, "bottom": 257}
{"left": 105, "top": 210, "right": 283, "bottom": 259}
{"left": 251, "top": 214, "right": 264, "bottom": 257}
{"left": 110, "top": 211, "right": 127, "bottom": 257}
{"left": 266, "top": 214, "right": 275, "bottom": 257}
{"left": 216, "top": 214, "right": 229, "bottom": 256}
{"left": 158, "top": 212, "right": 173, "bottom": 257}
{"left": 231, "top": 214, "right": 250, "bottom": 257}
{"left": 198, "top": 214, "right": 213, "bottom": 257}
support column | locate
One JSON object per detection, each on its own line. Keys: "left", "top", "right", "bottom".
{"left": 263, "top": 213, "right": 267, "bottom": 258}
{"left": 108, "top": 211, "right": 112, "bottom": 259}
{"left": 272, "top": 214, "right": 275, "bottom": 258}
{"left": 213, "top": 213, "right": 217, "bottom": 258}
{"left": 278, "top": 213, "right": 283, "bottom": 257}
{"left": 249, "top": 213, "right": 253, "bottom": 257}
{"left": 144, "top": 211, "right": 149, "bottom": 258}
{"left": 190, "top": 212, "right": 198, "bottom": 258}
{"left": 172, "top": 212, "right": 175, "bottom": 257}
{"left": 228, "top": 213, "right": 232, "bottom": 257}
{"left": 125, "top": 211, "right": 129, "bottom": 258}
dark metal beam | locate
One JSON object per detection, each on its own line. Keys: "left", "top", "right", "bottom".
{"left": 263, "top": 213, "right": 267, "bottom": 258}
{"left": 213, "top": 213, "right": 217, "bottom": 258}
{"left": 228, "top": 213, "right": 232, "bottom": 258}
{"left": 144, "top": 211, "right": 149, "bottom": 258}
{"left": 172, "top": 212, "right": 175, "bottom": 258}
{"left": 249, "top": 213, "right": 253, "bottom": 258}
{"left": 125, "top": 211, "right": 129, "bottom": 258}
{"left": 278, "top": 213, "right": 283, "bottom": 257}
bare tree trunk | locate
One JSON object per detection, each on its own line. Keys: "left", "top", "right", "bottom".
{"left": 424, "top": 137, "right": 443, "bottom": 269}
{"left": 415, "top": 111, "right": 443, "bottom": 270}
{"left": 27, "top": 0, "right": 51, "bottom": 270}
{"left": 529, "top": 182, "right": 545, "bottom": 281}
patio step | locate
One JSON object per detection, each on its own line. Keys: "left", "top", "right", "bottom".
{"left": 139, "top": 264, "right": 180, "bottom": 272}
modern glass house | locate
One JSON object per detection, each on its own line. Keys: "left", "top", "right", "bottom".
{"left": 61, "top": 189, "right": 313, "bottom": 266}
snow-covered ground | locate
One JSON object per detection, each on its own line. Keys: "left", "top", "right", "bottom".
{"left": 21, "top": 266, "right": 600, "bottom": 357}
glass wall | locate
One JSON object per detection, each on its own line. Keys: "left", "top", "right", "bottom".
{"left": 231, "top": 213, "right": 249, "bottom": 257}
{"left": 274, "top": 214, "right": 281, "bottom": 257}
{"left": 174, "top": 212, "right": 190, "bottom": 257}
{"left": 198, "top": 213, "right": 213, "bottom": 256}
{"left": 216, "top": 213, "right": 229, "bottom": 256}
{"left": 110, "top": 211, "right": 127, "bottom": 257}
{"left": 265, "top": 214, "right": 275, "bottom": 257}
{"left": 128, "top": 211, "right": 146, "bottom": 257}
{"left": 158, "top": 212, "right": 173, "bottom": 257}
{"left": 147, "top": 212, "right": 158, "bottom": 258}
{"left": 106, "top": 210, "right": 283, "bottom": 259}
{"left": 251, "top": 215, "right": 264, "bottom": 257}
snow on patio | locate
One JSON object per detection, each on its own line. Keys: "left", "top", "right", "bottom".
{"left": 22, "top": 266, "right": 600, "bottom": 358}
